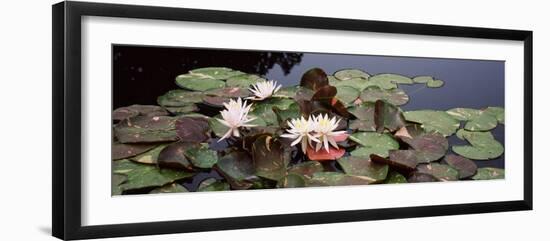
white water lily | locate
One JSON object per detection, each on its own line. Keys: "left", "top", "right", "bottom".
{"left": 247, "top": 80, "right": 282, "bottom": 101}
{"left": 217, "top": 98, "right": 256, "bottom": 141}
{"left": 280, "top": 116, "right": 319, "bottom": 153}
{"left": 312, "top": 114, "right": 347, "bottom": 152}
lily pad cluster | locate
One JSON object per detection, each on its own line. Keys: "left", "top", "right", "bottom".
{"left": 112, "top": 67, "right": 505, "bottom": 195}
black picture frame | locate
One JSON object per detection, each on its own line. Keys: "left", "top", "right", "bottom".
{"left": 52, "top": 1, "right": 533, "bottom": 240}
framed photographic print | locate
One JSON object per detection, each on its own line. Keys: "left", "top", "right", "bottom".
{"left": 52, "top": 1, "right": 533, "bottom": 240}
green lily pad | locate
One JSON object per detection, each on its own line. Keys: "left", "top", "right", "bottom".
{"left": 336, "top": 86, "right": 360, "bottom": 104}
{"left": 404, "top": 110, "right": 460, "bottom": 136}
{"left": 113, "top": 105, "right": 169, "bottom": 121}
{"left": 412, "top": 76, "right": 433, "bottom": 84}
{"left": 464, "top": 111, "right": 498, "bottom": 131}
{"left": 348, "top": 103, "right": 376, "bottom": 131}
{"left": 149, "top": 183, "right": 189, "bottom": 194}
{"left": 308, "top": 172, "right": 375, "bottom": 186}
{"left": 277, "top": 85, "right": 300, "bottom": 98}
{"left": 472, "top": 167, "right": 505, "bottom": 180}
{"left": 452, "top": 129, "right": 504, "bottom": 160}
{"left": 337, "top": 156, "right": 389, "bottom": 182}
{"left": 368, "top": 73, "right": 413, "bottom": 89}
{"left": 175, "top": 116, "right": 211, "bottom": 143}
{"left": 113, "top": 159, "right": 194, "bottom": 191}
{"left": 446, "top": 108, "right": 483, "bottom": 121}
{"left": 130, "top": 144, "right": 169, "bottom": 164}
{"left": 273, "top": 102, "right": 302, "bottom": 126}
{"left": 184, "top": 143, "right": 218, "bottom": 169}
{"left": 349, "top": 132, "right": 399, "bottom": 158}
{"left": 216, "top": 152, "right": 255, "bottom": 181}
{"left": 112, "top": 173, "right": 127, "bottom": 195}
{"left": 360, "top": 86, "right": 409, "bottom": 106}
{"left": 112, "top": 142, "right": 157, "bottom": 160}
{"left": 164, "top": 105, "right": 198, "bottom": 115}
{"left": 416, "top": 163, "right": 459, "bottom": 181}
{"left": 189, "top": 67, "right": 244, "bottom": 79}
{"left": 484, "top": 106, "right": 504, "bottom": 124}
{"left": 157, "top": 142, "right": 194, "bottom": 170}
{"left": 250, "top": 98, "right": 295, "bottom": 125}
{"left": 175, "top": 73, "right": 226, "bottom": 91}
{"left": 157, "top": 89, "right": 205, "bottom": 107}
{"left": 426, "top": 79, "right": 444, "bottom": 88}
{"left": 114, "top": 116, "right": 178, "bottom": 143}
{"left": 334, "top": 69, "right": 370, "bottom": 80}
{"left": 198, "top": 178, "right": 231, "bottom": 191}
{"left": 277, "top": 174, "right": 306, "bottom": 188}
{"left": 252, "top": 135, "right": 287, "bottom": 181}
{"left": 443, "top": 154, "right": 477, "bottom": 179}
{"left": 287, "top": 161, "right": 324, "bottom": 178}
{"left": 384, "top": 171, "right": 408, "bottom": 184}
{"left": 226, "top": 74, "right": 265, "bottom": 88}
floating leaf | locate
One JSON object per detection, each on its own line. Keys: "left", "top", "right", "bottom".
{"left": 374, "top": 100, "right": 406, "bottom": 132}
{"left": 300, "top": 68, "right": 329, "bottom": 91}
{"left": 288, "top": 161, "right": 324, "bottom": 178}
{"left": 335, "top": 86, "right": 360, "bottom": 104}
{"left": 113, "top": 105, "right": 168, "bottom": 121}
{"left": 149, "top": 183, "right": 189, "bottom": 194}
{"left": 484, "top": 107, "right": 504, "bottom": 124}
{"left": 427, "top": 79, "right": 444, "bottom": 88}
{"left": 360, "top": 87, "right": 409, "bottom": 106}
{"left": 184, "top": 143, "right": 219, "bottom": 168}
{"left": 407, "top": 172, "right": 439, "bottom": 183}
{"left": 204, "top": 86, "right": 250, "bottom": 98}
{"left": 277, "top": 85, "right": 300, "bottom": 98}
{"left": 308, "top": 172, "right": 375, "bottom": 186}
{"left": 384, "top": 171, "right": 407, "bottom": 184}
{"left": 114, "top": 116, "right": 178, "bottom": 143}
{"left": 277, "top": 174, "right": 306, "bottom": 188}
{"left": 368, "top": 73, "right": 413, "bottom": 89}
{"left": 113, "top": 159, "right": 194, "bottom": 191}
{"left": 113, "top": 107, "right": 139, "bottom": 120}
{"left": 198, "top": 178, "right": 230, "bottom": 191}
{"left": 350, "top": 132, "right": 399, "bottom": 158}
{"left": 157, "top": 89, "right": 205, "bottom": 107}
{"left": 404, "top": 110, "right": 460, "bottom": 136}
{"left": 175, "top": 116, "right": 210, "bottom": 143}
{"left": 306, "top": 146, "right": 346, "bottom": 161}
{"left": 416, "top": 163, "right": 459, "bottom": 181}
{"left": 250, "top": 98, "right": 295, "bottom": 125}
{"left": 400, "top": 132, "right": 449, "bottom": 163}
{"left": 443, "top": 154, "right": 477, "bottom": 179}
{"left": 164, "top": 105, "right": 198, "bottom": 115}
{"left": 452, "top": 129, "right": 504, "bottom": 160}
{"left": 175, "top": 73, "right": 226, "bottom": 91}
{"left": 252, "top": 135, "right": 287, "bottom": 181}
{"left": 464, "top": 111, "right": 498, "bottom": 131}
{"left": 412, "top": 76, "right": 433, "bottom": 84}
{"left": 112, "top": 173, "right": 127, "bottom": 195}
{"left": 337, "top": 156, "right": 389, "bottom": 182}
{"left": 373, "top": 150, "right": 418, "bottom": 173}
{"left": 112, "top": 143, "right": 157, "bottom": 160}
{"left": 189, "top": 67, "right": 244, "bottom": 79}
{"left": 446, "top": 108, "right": 482, "bottom": 121}
{"left": 130, "top": 144, "right": 168, "bottom": 164}
{"left": 216, "top": 152, "right": 255, "bottom": 181}
{"left": 273, "top": 102, "right": 302, "bottom": 126}
{"left": 226, "top": 74, "right": 265, "bottom": 88}
{"left": 157, "top": 142, "right": 194, "bottom": 170}
{"left": 472, "top": 167, "right": 505, "bottom": 180}
{"left": 334, "top": 69, "right": 370, "bottom": 80}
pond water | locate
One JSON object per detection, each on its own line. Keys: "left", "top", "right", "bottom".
{"left": 113, "top": 45, "right": 505, "bottom": 192}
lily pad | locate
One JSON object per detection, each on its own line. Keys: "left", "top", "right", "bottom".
{"left": 374, "top": 100, "right": 406, "bottom": 132}
{"left": 360, "top": 87, "right": 409, "bottom": 106}
{"left": 337, "top": 156, "right": 389, "bottom": 182}
{"left": 112, "top": 142, "right": 157, "bottom": 160}
{"left": 334, "top": 69, "right": 370, "bottom": 80}
{"left": 113, "top": 105, "right": 168, "bottom": 121}
{"left": 300, "top": 68, "right": 329, "bottom": 91}
{"left": 288, "top": 161, "right": 324, "bottom": 178}
{"left": 416, "top": 163, "right": 459, "bottom": 181}
{"left": 175, "top": 116, "right": 210, "bottom": 143}
{"left": 407, "top": 172, "right": 439, "bottom": 183}
{"left": 404, "top": 110, "right": 460, "bottom": 136}
{"left": 349, "top": 132, "right": 399, "bottom": 158}
{"left": 252, "top": 135, "right": 287, "bottom": 181}
{"left": 308, "top": 172, "right": 375, "bottom": 186}
{"left": 471, "top": 167, "right": 505, "bottom": 180}
{"left": 149, "top": 183, "right": 189, "bottom": 194}
{"left": 216, "top": 152, "right": 255, "bottom": 181}
{"left": 484, "top": 107, "right": 504, "bottom": 124}
{"left": 336, "top": 86, "right": 360, "bottom": 104}
{"left": 369, "top": 73, "right": 413, "bottom": 89}
{"left": 190, "top": 67, "right": 244, "bottom": 79}
{"left": 412, "top": 76, "right": 433, "bottom": 84}
{"left": 184, "top": 143, "right": 218, "bottom": 169}
{"left": 113, "top": 159, "right": 194, "bottom": 191}
{"left": 250, "top": 98, "right": 295, "bottom": 125}
{"left": 273, "top": 102, "right": 302, "bottom": 126}
{"left": 446, "top": 108, "right": 483, "bottom": 121}
{"left": 277, "top": 85, "right": 300, "bottom": 98}
{"left": 306, "top": 146, "right": 346, "bottom": 161}
{"left": 443, "top": 154, "right": 477, "bottom": 179}
{"left": 114, "top": 116, "right": 178, "bottom": 143}
{"left": 375, "top": 150, "right": 419, "bottom": 173}
{"left": 130, "top": 144, "right": 169, "bottom": 164}
{"left": 164, "top": 105, "right": 198, "bottom": 115}
{"left": 157, "top": 89, "right": 205, "bottom": 107}
{"left": 452, "top": 129, "right": 504, "bottom": 160}
{"left": 384, "top": 171, "right": 408, "bottom": 184}
{"left": 400, "top": 132, "right": 449, "bottom": 163}
{"left": 226, "top": 74, "right": 265, "bottom": 88}
{"left": 157, "top": 142, "right": 194, "bottom": 170}
{"left": 426, "top": 79, "right": 444, "bottom": 88}
{"left": 175, "top": 73, "right": 226, "bottom": 91}
{"left": 112, "top": 173, "right": 127, "bottom": 195}
{"left": 198, "top": 178, "right": 231, "bottom": 191}
{"left": 464, "top": 111, "right": 498, "bottom": 131}
{"left": 277, "top": 174, "right": 306, "bottom": 188}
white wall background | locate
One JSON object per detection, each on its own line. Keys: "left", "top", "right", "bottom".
{"left": 0, "top": 0, "right": 547, "bottom": 240}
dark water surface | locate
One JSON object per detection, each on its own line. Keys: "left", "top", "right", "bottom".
{"left": 113, "top": 45, "right": 505, "bottom": 191}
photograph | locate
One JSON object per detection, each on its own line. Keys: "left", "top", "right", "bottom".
{"left": 111, "top": 45, "right": 505, "bottom": 195}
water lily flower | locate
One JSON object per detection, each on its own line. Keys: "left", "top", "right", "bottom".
{"left": 280, "top": 116, "right": 319, "bottom": 153}
{"left": 217, "top": 98, "right": 256, "bottom": 141}
{"left": 247, "top": 80, "right": 282, "bottom": 101}
{"left": 312, "top": 114, "right": 347, "bottom": 152}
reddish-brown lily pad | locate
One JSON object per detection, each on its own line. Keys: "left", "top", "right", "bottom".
{"left": 175, "top": 116, "right": 210, "bottom": 143}
{"left": 416, "top": 163, "right": 459, "bottom": 181}
{"left": 252, "top": 135, "right": 287, "bottom": 181}
{"left": 300, "top": 68, "right": 329, "bottom": 91}
{"left": 306, "top": 146, "right": 346, "bottom": 161}
{"left": 114, "top": 116, "right": 179, "bottom": 143}
{"left": 443, "top": 154, "right": 477, "bottom": 179}
{"left": 157, "top": 142, "right": 195, "bottom": 170}
{"left": 112, "top": 142, "right": 158, "bottom": 160}
{"left": 374, "top": 100, "right": 406, "bottom": 132}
